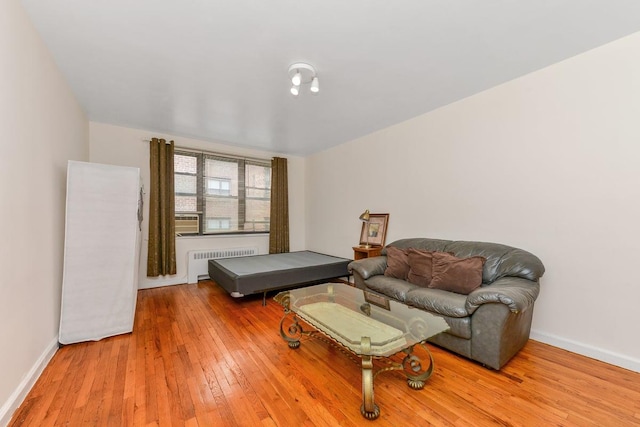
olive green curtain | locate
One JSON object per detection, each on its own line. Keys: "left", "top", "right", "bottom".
{"left": 147, "top": 138, "right": 177, "bottom": 276}
{"left": 269, "top": 157, "right": 289, "bottom": 254}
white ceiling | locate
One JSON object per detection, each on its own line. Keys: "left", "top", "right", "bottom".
{"left": 20, "top": 1, "right": 640, "bottom": 156}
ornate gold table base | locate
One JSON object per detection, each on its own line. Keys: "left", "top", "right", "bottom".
{"left": 278, "top": 310, "right": 436, "bottom": 420}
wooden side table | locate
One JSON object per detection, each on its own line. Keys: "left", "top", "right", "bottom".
{"left": 353, "top": 246, "right": 383, "bottom": 260}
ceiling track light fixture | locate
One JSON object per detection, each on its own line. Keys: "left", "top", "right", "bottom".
{"left": 310, "top": 76, "right": 319, "bottom": 93}
{"left": 288, "top": 62, "right": 319, "bottom": 97}
{"left": 292, "top": 71, "right": 302, "bottom": 86}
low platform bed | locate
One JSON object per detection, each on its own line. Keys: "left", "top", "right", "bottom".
{"left": 208, "top": 251, "right": 351, "bottom": 301}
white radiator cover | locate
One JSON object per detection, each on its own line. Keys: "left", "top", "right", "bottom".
{"left": 187, "top": 247, "right": 259, "bottom": 284}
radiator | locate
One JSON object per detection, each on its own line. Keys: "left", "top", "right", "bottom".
{"left": 187, "top": 247, "right": 259, "bottom": 284}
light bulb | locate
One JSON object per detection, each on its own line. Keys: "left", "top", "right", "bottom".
{"left": 291, "top": 71, "right": 301, "bottom": 86}
{"left": 310, "top": 77, "right": 319, "bottom": 93}
{"left": 290, "top": 85, "right": 300, "bottom": 96}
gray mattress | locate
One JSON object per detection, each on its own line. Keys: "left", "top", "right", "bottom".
{"left": 208, "top": 251, "right": 351, "bottom": 297}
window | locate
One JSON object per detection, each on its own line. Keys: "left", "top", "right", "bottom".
{"left": 207, "top": 217, "right": 231, "bottom": 230}
{"left": 174, "top": 150, "right": 271, "bottom": 235}
{"left": 206, "top": 178, "right": 230, "bottom": 196}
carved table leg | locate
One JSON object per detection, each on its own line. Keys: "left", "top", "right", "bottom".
{"left": 275, "top": 292, "right": 304, "bottom": 349}
{"left": 279, "top": 311, "right": 303, "bottom": 349}
{"left": 402, "top": 343, "right": 435, "bottom": 389}
{"left": 360, "top": 337, "right": 380, "bottom": 420}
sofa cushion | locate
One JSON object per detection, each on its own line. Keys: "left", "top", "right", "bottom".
{"left": 405, "top": 287, "right": 470, "bottom": 318}
{"left": 429, "top": 252, "right": 486, "bottom": 295}
{"left": 406, "top": 248, "right": 435, "bottom": 287}
{"left": 364, "top": 275, "right": 417, "bottom": 302}
{"left": 383, "top": 246, "right": 410, "bottom": 280}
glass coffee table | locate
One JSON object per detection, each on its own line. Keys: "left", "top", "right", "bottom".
{"left": 274, "top": 283, "right": 449, "bottom": 420}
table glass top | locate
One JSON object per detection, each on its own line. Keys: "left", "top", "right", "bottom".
{"left": 274, "top": 283, "right": 449, "bottom": 357}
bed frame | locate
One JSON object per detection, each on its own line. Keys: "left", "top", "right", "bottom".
{"left": 208, "top": 251, "right": 351, "bottom": 304}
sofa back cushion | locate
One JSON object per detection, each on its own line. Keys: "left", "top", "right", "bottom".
{"left": 386, "top": 238, "right": 545, "bottom": 284}
{"left": 383, "top": 246, "right": 410, "bottom": 280}
{"left": 383, "top": 238, "right": 450, "bottom": 254}
{"left": 406, "top": 249, "right": 434, "bottom": 287}
{"left": 429, "top": 252, "right": 486, "bottom": 294}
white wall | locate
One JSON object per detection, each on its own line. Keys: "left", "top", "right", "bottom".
{"left": 306, "top": 32, "right": 640, "bottom": 372}
{"left": 0, "top": 0, "right": 88, "bottom": 423}
{"left": 89, "top": 122, "right": 306, "bottom": 289}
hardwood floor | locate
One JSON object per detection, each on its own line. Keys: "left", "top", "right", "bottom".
{"left": 9, "top": 281, "right": 640, "bottom": 426}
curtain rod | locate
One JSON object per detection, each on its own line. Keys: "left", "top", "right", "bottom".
{"left": 141, "top": 138, "right": 272, "bottom": 163}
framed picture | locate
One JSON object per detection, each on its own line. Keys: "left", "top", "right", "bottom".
{"left": 359, "top": 213, "right": 389, "bottom": 247}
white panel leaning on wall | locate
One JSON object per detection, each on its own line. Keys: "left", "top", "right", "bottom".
{"left": 59, "top": 161, "right": 142, "bottom": 345}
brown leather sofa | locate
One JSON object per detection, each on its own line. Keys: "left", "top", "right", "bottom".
{"left": 348, "top": 238, "right": 545, "bottom": 369}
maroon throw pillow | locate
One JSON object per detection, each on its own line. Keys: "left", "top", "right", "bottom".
{"left": 406, "top": 248, "right": 435, "bottom": 287}
{"left": 429, "top": 252, "right": 486, "bottom": 295}
{"left": 384, "top": 246, "right": 410, "bottom": 280}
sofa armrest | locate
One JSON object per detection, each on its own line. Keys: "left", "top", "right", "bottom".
{"left": 465, "top": 277, "right": 540, "bottom": 314}
{"left": 348, "top": 257, "right": 387, "bottom": 280}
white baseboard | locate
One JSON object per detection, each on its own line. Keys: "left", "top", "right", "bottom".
{"left": 138, "top": 275, "right": 188, "bottom": 290}
{"left": 0, "top": 337, "right": 59, "bottom": 427}
{"left": 530, "top": 329, "right": 640, "bottom": 373}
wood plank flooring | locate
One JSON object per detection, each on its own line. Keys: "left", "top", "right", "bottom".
{"left": 8, "top": 281, "right": 640, "bottom": 426}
